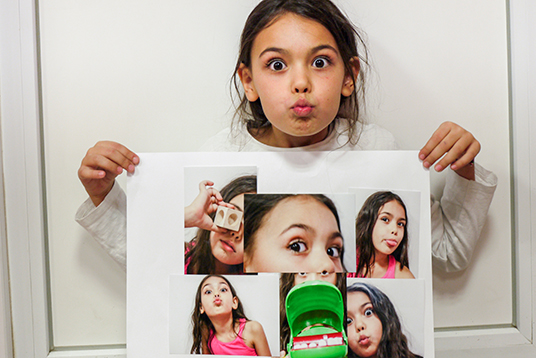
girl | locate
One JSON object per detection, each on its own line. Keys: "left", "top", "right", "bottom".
{"left": 346, "top": 282, "right": 422, "bottom": 358}
{"left": 77, "top": 0, "right": 496, "bottom": 273}
{"left": 185, "top": 175, "right": 257, "bottom": 274}
{"left": 279, "top": 272, "right": 346, "bottom": 354}
{"left": 243, "top": 194, "right": 345, "bottom": 273}
{"left": 354, "top": 191, "right": 415, "bottom": 279}
{"left": 191, "top": 274, "right": 271, "bottom": 356}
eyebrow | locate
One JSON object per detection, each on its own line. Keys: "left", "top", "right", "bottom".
{"left": 379, "top": 211, "right": 406, "bottom": 221}
{"left": 202, "top": 281, "right": 228, "bottom": 290}
{"left": 279, "top": 223, "right": 343, "bottom": 240}
{"left": 361, "top": 301, "right": 373, "bottom": 309}
{"left": 258, "top": 44, "right": 339, "bottom": 59}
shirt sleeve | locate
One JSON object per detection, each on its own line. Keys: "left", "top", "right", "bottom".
{"left": 75, "top": 181, "right": 127, "bottom": 270}
{"left": 430, "top": 163, "right": 497, "bottom": 272}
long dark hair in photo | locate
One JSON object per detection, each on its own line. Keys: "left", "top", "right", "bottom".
{"left": 347, "top": 282, "right": 422, "bottom": 358}
{"left": 190, "top": 274, "right": 248, "bottom": 354}
{"left": 356, "top": 191, "right": 409, "bottom": 277}
{"left": 185, "top": 175, "right": 257, "bottom": 274}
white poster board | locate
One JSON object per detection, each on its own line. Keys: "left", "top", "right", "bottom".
{"left": 126, "top": 150, "right": 433, "bottom": 357}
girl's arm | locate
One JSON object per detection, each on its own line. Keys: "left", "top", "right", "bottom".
{"left": 418, "top": 121, "right": 480, "bottom": 181}
{"left": 246, "top": 321, "right": 271, "bottom": 357}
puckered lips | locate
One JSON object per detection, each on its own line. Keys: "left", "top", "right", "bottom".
{"left": 291, "top": 98, "right": 314, "bottom": 117}
{"left": 220, "top": 239, "right": 236, "bottom": 253}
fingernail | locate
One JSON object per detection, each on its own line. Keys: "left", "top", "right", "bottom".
{"left": 435, "top": 164, "right": 443, "bottom": 171}
{"left": 419, "top": 153, "right": 425, "bottom": 160}
{"left": 133, "top": 156, "right": 140, "bottom": 164}
{"left": 423, "top": 162, "right": 430, "bottom": 168}
{"left": 451, "top": 164, "right": 457, "bottom": 170}
{"left": 117, "top": 166, "right": 123, "bottom": 174}
{"left": 128, "top": 164, "right": 135, "bottom": 172}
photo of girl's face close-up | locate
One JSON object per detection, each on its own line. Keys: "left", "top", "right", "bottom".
{"left": 244, "top": 195, "right": 344, "bottom": 273}
{"left": 199, "top": 276, "right": 238, "bottom": 317}
{"left": 209, "top": 193, "right": 246, "bottom": 266}
{"left": 347, "top": 291, "right": 383, "bottom": 358}
{"left": 372, "top": 200, "right": 406, "bottom": 256}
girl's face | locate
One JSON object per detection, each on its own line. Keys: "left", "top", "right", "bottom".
{"left": 371, "top": 200, "right": 406, "bottom": 257}
{"left": 199, "top": 276, "right": 238, "bottom": 318}
{"left": 210, "top": 194, "right": 245, "bottom": 266}
{"left": 244, "top": 196, "right": 344, "bottom": 273}
{"left": 347, "top": 291, "right": 382, "bottom": 358}
{"left": 293, "top": 272, "right": 337, "bottom": 286}
{"left": 238, "top": 13, "right": 357, "bottom": 147}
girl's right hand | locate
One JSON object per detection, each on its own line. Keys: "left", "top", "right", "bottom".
{"left": 184, "top": 180, "right": 234, "bottom": 233}
{"left": 78, "top": 141, "right": 139, "bottom": 207}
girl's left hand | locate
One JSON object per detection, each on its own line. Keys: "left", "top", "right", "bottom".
{"left": 419, "top": 121, "right": 480, "bottom": 181}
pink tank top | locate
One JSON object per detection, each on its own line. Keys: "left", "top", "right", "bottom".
{"left": 349, "top": 255, "right": 397, "bottom": 278}
{"left": 209, "top": 318, "right": 257, "bottom": 356}
{"left": 383, "top": 255, "right": 396, "bottom": 279}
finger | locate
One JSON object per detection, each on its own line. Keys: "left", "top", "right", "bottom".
{"left": 198, "top": 180, "right": 215, "bottom": 191}
{"left": 419, "top": 122, "right": 452, "bottom": 160}
{"left": 96, "top": 141, "right": 139, "bottom": 164}
{"left": 433, "top": 133, "right": 477, "bottom": 171}
{"left": 93, "top": 141, "right": 139, "bottom": 173}
{"left": 421, "top": 133, "right": 460, "bottom": 169}
{"left": 78, "top": 165, "right": 107, "bottom": 180}
{"left": 81, "top": 152, "right": 127, "bottom": 176}
{"left": 206, "top": 187, "right": 224, "bottom": 202}
{"left": 450, "top": 141, "right": 481, "bottom": 170}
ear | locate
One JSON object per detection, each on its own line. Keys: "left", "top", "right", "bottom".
{"left": 237, "top": 64, "right": 259, "bottom": 102}
{"left": 200, "top": 306, "right": 205, "bottom": 314}
{"left": 232, "top": 297, "right": 239, "bottom": 310}
{"left": 341, "top": 56, "right": 360, "bottom": 97}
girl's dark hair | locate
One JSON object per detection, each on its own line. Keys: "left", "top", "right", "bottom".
{"left": 185, "top": 175, "right": 257, "bottom": 274}
{"left": 243, "top": 194, "right": 346, "bottom": 271}
{"left": 190, "top": 274, "right": 248, "bottom": 354}
{"left": 231, "top": 0, "right": 369, "bottom": 144}
{"left": 356, "top": 191, "right": 409, "bottom": 277}
{"left": 347, "top": 282, "right": 422, "bottom": 358}
{"left": 279, "top": 273, "right": 346, "bottom": 352}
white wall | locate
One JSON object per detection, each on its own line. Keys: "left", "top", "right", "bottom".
{"left": 37, "top": 0, "right": 510, "bottom": 349}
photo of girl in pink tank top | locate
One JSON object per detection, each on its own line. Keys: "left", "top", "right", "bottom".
{"left": 190, "top": 274, "right": 272, "bottom": 356}
{"left": 353, "top": 191, "right": 417, "bottom": 279}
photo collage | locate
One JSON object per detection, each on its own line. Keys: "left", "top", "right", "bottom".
{"left": 126, "top": 151, "right": 432, "bottom": 357}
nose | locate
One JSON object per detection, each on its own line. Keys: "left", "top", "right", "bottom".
{"left": 306, "top": 248, "right": 336, "bottom": 274}
{"left": 390, "top": 222, "right": 399, "bottom": 235}
{"left": 354, "top": 318, "right": 365, "bottom": 332}
{"left": 229, "top": 225, "right": 243, "bottom": 242}
{"left": 292, "top": 66, "right": 310, "bottom": 94}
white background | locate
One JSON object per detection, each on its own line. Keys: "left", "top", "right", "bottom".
{"left": 1, "top": 0, "right": 516, "bottom": 355}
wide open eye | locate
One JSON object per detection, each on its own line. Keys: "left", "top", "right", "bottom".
{"left": 268, "top": 59, "right": 286, "bottom": 71}
{"left": 288, "top": 241, "right": 307, "bottom": 253}
{"left": 312, "top": 57, "right": 330, "bottom": 68}
{"left": 204, "top": 289, "right": 212, "bottom": 295}
{"left": 327, "top": 246, "right": 341, "bottom": 258}
{"left": 364, "top": 308, "right": 374, "bottom": 317}
{"left": 346, "top": 317, "right": 354, "bottom": 325}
